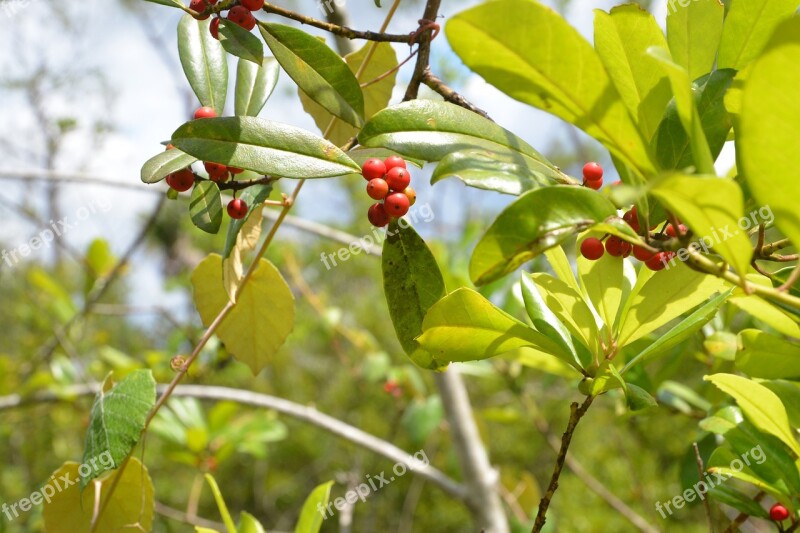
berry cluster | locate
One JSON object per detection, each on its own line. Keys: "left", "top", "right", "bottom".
{"left": 164, "top": 107, "right": 249, "bottom": 220}
{"left": 582, "top": 162, "right": 604, "bottom": 190}
{"left": 190, "top": 0, "right": 264, "bottom": 38}
{"left": 361, "top": 156, "right": 417, "bottom": 227}
{"left": 579, "top": 206, "right": 677, "bottom": 271}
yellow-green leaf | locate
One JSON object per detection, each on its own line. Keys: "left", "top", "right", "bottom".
{"left": 737, "top": 329, "right": 800, "bottom": 380}
{"left": 666, "top": 0, "right": 724, "bottom": 80}
{"left": 192, "top": 254, "right": 295, "bottom": 374}
{"left": 718, "top": 0, "right": 800, "bottom": 71}
{"left": 705, "top": 373, "right": 800, "bottom": 457}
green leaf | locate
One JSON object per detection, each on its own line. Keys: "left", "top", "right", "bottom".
{"left": 622, "top": 289, "right": 730, "bottom": 373}
{"left": 141, "top": 148, "right": 197, "bottom": 184}
{"left": 648, "top": 47, "right": 715, "bottom": 174}
{"left": 417, "top": 288, "right": 576, "bottom": 368}
{"left": 223, "top": 183, "right": 273, "bottom": 259}
{"left": 666, "top": 0, "right": 724, "bottom": 80}
{"left": 43, "top": 458, "right": 154, "bottom": 532}
{"left": 294, "top": 481, "right": 334, "bottom": 533}
{"left": 430, "top": 149, "right": 555, "bottom": 196}
{"left": 358, "top": 100, "right": 567, "bottom": 183}
{"left": 718, "top": 0, "right": 800, "bottom": 71}
{"left": 260, "top": 23, "right": 364, "bottom": 127}
{"left": 171, "top": 116, "right": 361, "bottom": 178}
{"left": 401, "top": 396, "right": 443, "bottom": 445}
{"left": 617, "top": 262, "right": 727, "bottom": 346}
{"left": 238, "top": 512, "right": 266, "bottom": 533}
{"left": 218, "top": 20, "right": 264, "bottom": 65}
{"left": 190, "top": 181, "right": 223, "bottom": 234}
{"left": 626, "top": 383, "right": 658, "bottom": 411}
{"left": 593, "top": 4, "right": 671, "bottom": 141}
{"left": 204, "top": 474, "right": 237, "bottom": 533}
{"left": 520, "top": 272, "right": 579, "bottom": 366}
{"left": 531, "top": 273, "right": 601, "bottom": 356}
{"left": 178, "top": 14, "right": 228, "bottom": 115}
{"left": 235, "top": 57, "right": 279, "bottom": 117}
{"left": 729, "top": 292, "right": 800, "bottom": 338}
{"left": 382, "top": 221, "right": 445, "bottom": 369}
{"left": 739, "top": 18, "right": 800, "bottom": 252}
{"left": 577, "top": 250, "right": 625, "bottom": 335}
{"left": 300, "top": 41, "right": 397, "bottom": 147}
{"left": 469, "top": 186, "right": 619, "bottom": 286}
{"left": 708, "top": 485, "right": 770, "bottom": 520}
{"left": 192, "top": 255, "right": 295, "bottom": 374}
{"left": 446, "top": 0, "right": 655, "bottom": 178}
{"left": 650, "top": 175, "right": 751, "bottom": 276}
{"left": 652, "top": 69, "right": 735, "bottom": 171}
{"left": 737, "top": 330, "right": 800, "bottom": 380}
{"left": 82, "top": 370, "right": 156, "bottom": 488}
{"left": 705, "top": 373, "right": 800, "bottom": 457}
{"left": 543, "top": 246, "right": 581, "bottom": 294}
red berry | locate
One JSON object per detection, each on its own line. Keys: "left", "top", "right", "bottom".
{"left": 584, "top": 177, "right": 603, "bottom": 190}
{"left": 194, "top": 106, "right": 217, "bottom": 119}
{"left": 228, "top": 6, "right": 256, "bottom": 31}
{"left": 385, "top": 167, "right": 411, "bottom": 191}
{"left": 190, "top": 0, "right": 211, "bottom": 19}
{"left": 623, "top": 207, "right": 640, "bottom": 232}
{"left": 204, "top": 162, "right": 229, "bottom": 182}
{"left": 583, "top": 162, "right": 603, "bottom": 182}
{"left": 645, "top": 252, "right": 674, "bottom": 271}
{"left": 240, "top": 0, "right": 264, "bottom": 10}
{"left": 666, "top": 223, "right": 687, "bottom": 237}
{"left": 384, "top": 155, "right": 407, "bottom": 171}
{"left": 580, "top": 238, "right": 605, "bottom": 260}
{"left": 228, "top": 167, "right": 244, "bottom": 175}
{"left": 384, "top": 192, "right": 410, "bottom": 217}
{"left": 770, "top": 504, "right": 790, "bottom": 522}
{"left": 366, "top": 178, "right": 389, "bottom": 200}
{"left": 227, "top": 198, "right": 248, "bottom": 219}
{"left": 368, "top": 203, "right": 390, "bottom": 227}
{"left": 383, "top": 380, "right": 398, "bottom": 394}
{"left": 632, "top": 245, "right": 655, "bottom": 262}
{"left": 605, "top": 236, "right": 631, "bottom": 258}
{"left": 210, "top": 17, "right": 221, "bottom": 39}
{"left": 166, "top": 169, "right": 195, "bottom": 192}
{"left": 403, "top": 186, "right": 417, "bottom": 207}
{"left": 165, "top": 143, "right": 175, "bottom": 151}
{"left": 361, "top": 158, "right": 386, "bottom": 181}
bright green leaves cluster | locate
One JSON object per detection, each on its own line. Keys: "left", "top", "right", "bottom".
{"left": 446, "top": 0, "right": 654, "bottom": 178}
{"left": 192, "top": 254, "right": 295, "bottom": 374}
{"left": 665, "top": 0, "right": 724, "bottom": 80}
{"left": 738, "top": 17, "right": 800, "bottom": 252}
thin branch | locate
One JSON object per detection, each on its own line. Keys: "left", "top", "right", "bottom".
{"left": 722, "top": 491, "right": 765, "bottom": 532}
{"left": 154, "top": 501, "right": 227, "bottom": 531}
{"left": 0, "top": 384, "right": 466, "bottom": 500}
{"left": 532, "top": 395, "right": 595, "bottom": 533}
{"left": 259, "top": 4, "right": 412, "bottom": 43}
{"left": 421, "top": 68, "right": 493, "bottom": 121}
{"left": 693, "top": 442, "right": 714, "bottom": 532}
{"left": 403, "top": 1, "right": 443, "bottom": 101}
{"left": 778, "top": 263, "right": 800, "bottom": 293}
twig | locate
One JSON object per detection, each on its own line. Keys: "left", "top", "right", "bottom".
{"left": 154, "top": 501, "right": 226, "bottom": 530}
{"left": 403, "top": 1, "right": 443, "bottom": 101}
{"left": 778, "top": 263, "right": 800, "bottom": 293}
{"left": 532, "top": 395, "right": 595, "bottom": 533}
{"left": 0, "top": 384, "right": 466, "bottom": 500}
{"left": 693, "top": 442, "right": 714, "bottom": 532}
{"left": 260, "top": 3, "right": 412, "bottom": 43}
{"left": 421, "top": 68, "right": 492, "bottom": 121}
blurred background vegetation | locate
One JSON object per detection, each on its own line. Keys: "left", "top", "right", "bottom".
{"left": 0, "top": 0, "right": 776, "bottom": 532}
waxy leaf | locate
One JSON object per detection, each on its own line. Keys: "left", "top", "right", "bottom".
{"left": 223, "top": 183, "right": 273, "bottom": 259}
{"left": 737, "top": 330, "right": 800, "bottom": 380}
{"left": 718, "top": 0, "right": 800, "bottom": 71}
{"left": 469, "top": 186, "right": 619, "bottom": 285}
{"left": 235, "top": 57, "right": 280, "bottom": 117}
{"left": 382, "top": 221, "right": 445, "bottom": 369}
{"left": 178, "top": 15, "right": 228, "bottom": 115}
{"left": 171, "top": 116, "right": 361, "bottom": 178}
{"left": 431, "top": 149, "right": 553, "bottom": 196}
{"left": 218, "top": 20, "right": 264, "bottom": 66}
{"left": 294, "top": 481, "right": 334, "bottom": 533}
{"left": 666, "top": 0, "right": 724, "bottom": 80}
{"left": 260, "top": 23, "right": 364, "bottom": 127}
{"left": 190, "top": 180, "right": 223, "bottom": 234}
{"left": 141, "top": 148, "right": 197, "bottom": 184}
